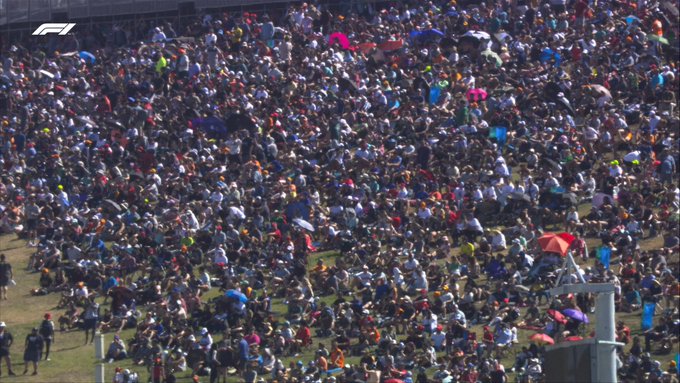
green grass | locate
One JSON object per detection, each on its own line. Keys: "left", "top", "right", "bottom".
{"left": 0, "top": 224, "right": 675, "bottom": 382}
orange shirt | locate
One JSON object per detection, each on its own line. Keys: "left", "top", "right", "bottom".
{"left": 330, "top": 348, "right": 345, "bottom": 368}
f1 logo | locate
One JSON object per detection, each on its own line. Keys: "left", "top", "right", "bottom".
{"left": 32, "top": 23, "right": 76, "bottom": 36}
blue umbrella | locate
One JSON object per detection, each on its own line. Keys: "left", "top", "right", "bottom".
{"left": 192, "top": 116, "right": 229, "bottom": 139}
{"left": 424, "top": 29, "right": 445, "bottom": 37}
{"left": 562, "top": 308, "right": 589, "bottom": 324}
{"left": 225, "top": 289, "right": 248, "bottom": 303}
{"left": 79, "top": 51, "right": 96, "bottom": 64}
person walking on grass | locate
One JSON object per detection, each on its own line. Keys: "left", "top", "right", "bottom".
{"left": 83, "top": 300, "right": 100, "bottom": 344}
{"left": 22, "top": 328, "right": 43, "bottom": 375}
{"left": 0, "top": 253, "right": 13, "bottom": 300}
{"left": 0, "top": 322, "right": 16, "bottom": 376}
{"left": 39, "top": 313, "right": 55, "bottom": 361}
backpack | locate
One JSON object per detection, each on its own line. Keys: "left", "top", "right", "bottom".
{"left": 40, "top": 320, "right": 53, "bottom": 338}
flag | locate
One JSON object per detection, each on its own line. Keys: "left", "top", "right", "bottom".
{"left": 598, "top": 246, "right": 611, "bottom": 269}
{"left": 641, "top": 302, "right": 655, "bottom": 330}
{"left": 429, "top": 87, "right": 441, "bottom": 105}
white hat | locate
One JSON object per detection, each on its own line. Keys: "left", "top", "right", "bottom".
{"left": 0, "top": 322, "right": 5, "bottom": 327}
{"left": 201, "top": 327, "right": 209, "bottom": 335}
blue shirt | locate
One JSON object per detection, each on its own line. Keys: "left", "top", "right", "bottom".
{"left": 239, "top": 338, "right": 250, "bottom": 360}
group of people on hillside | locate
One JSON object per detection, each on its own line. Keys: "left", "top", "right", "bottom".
{"left": 0, "top": 0, "right": 678, "bottom": 382}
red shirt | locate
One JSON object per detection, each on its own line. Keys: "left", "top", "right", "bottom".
{"left": 295, "top": 326, "right": 311, "bottom": 345}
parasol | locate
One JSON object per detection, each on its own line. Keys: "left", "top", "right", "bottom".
{"left": 338, "top": 77, "right": 359, "bottom": 95}
{"left": 507, "top": 192, "right": 531, "bottom": 203}
{"left": 530, "top": 333, "right": 555, "bottom": 345}
{"left": 420, "top": 29, "right": 445, "bottom": 40}
{"left": 440, "top": 37, "right": 456, "bottom": 50}
{"left": 293, "top": 218, "right": 315, "bottom": 232}
{"left": 537, "top": 233, "right": 570, "bottom": 256}
{"left": 557, "top": 232, "right": 576, "bottom": 245}
{"left": 103, "top": 199, "right": 123, "bottom": 213}
{"left": 481, "top": 49, "right": 502, "bottom": 67}
{"left": 356, "top": 42, "right": 377, "bottom": 54}
{"left": 329, "top": 32, "right": 351, "bottom": 50}
{"left": 662, "top": 1, "right": 679, "bottom": 16}
{"left": 467, "top": 88, "right": 488, "bottom": 102}
{"left": 463, "top": 31, "right": 491, "bottom": 40}
{"left": 547, "top": 309, "right": 567, "bottom": 324}
{"left": 79, "top": 51, "right": 96, "bottom": 64}
{"left": 77, "top": 116, "right": 98, "bottom": 127}
{"left": 562, "top": 309, "right": 589, "bottom": 323}
{"left": 39, "top": 69, "right": 55, "bottom": 79}
{"left": 587, "top": 84, "right": 612, "bottom": 98}
{"left": 377, "top": 39, "right": 404, "bottom": 51}
{"left": 564, "top": 335, "right": 584, "bottom": 342}
{"left": 647, "top": 34, "right": 669, "bottom": 45}
{"left": 225, "top": 289, "right": 248, "bottom": 303}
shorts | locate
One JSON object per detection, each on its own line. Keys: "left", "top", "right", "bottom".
{"left": 84, "top": 318, "right": 98, "bottom": 330}
{"left": 26, "top": 219, "right": 37, "bottom": 231}
{"left": 0, "top": 348, "right": 9, "bottom": 357}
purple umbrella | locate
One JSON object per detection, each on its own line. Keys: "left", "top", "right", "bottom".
{"left": 562, "top": 309, "right": 589, "bottom": 324}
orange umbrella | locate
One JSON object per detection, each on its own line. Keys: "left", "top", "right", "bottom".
{"left": 378, "top": 39, "right": 404, "bottom": 51}
{"left": 564, "top": 335, "right": 584, "bottom": 342}
{"left": 529, "top": 333, "right": 555, "bottom": 345}
{"left": 538, "top": 233, "right": 570, "bottom": 256}
{"left": 357, "top": 42, "right": 377, "bottom": 54}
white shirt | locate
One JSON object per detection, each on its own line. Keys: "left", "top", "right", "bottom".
{"left": 213, "top": 248, "right": 228, "bottom": 264}
{"left": 483, "top": 186, "right": 497, "bottom": 200}
{"left": 491, "top": 233, "right": 506, "bottom": 249}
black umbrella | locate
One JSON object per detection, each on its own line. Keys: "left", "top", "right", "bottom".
{"left": 104, "top": 119, "right": 125, "bottom": 129}
{"left": 508, "top": 192, "right": 531, "bottom": 203}
{"left": 103, "top": 199, "right": 123, "bottom": 213}
{"left": 458, "top": 35, "right": 481, "bottom": 52}
{"left": 440, "top": 37, "right": 456, "bottom": 50}
{"left": 224, "top": 113, "right": 256, "bottom": 132}
{"left": 562, "top": 192, "right": 578, "bottom": 206}
{"left": 338, "top": 77, "right": 358, "bottom": 95}
{"left": 544, "top": 82, "right": 575, "bottom": 115}
{"left": 541, "top": 157, "right": 561, "bottom": 170}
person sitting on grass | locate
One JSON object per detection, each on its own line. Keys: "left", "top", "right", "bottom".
{"left": 106, "top": 334, "right": 128, "bottom": 362}
{"left": 58, "top": 303, "right": 80, "bottom": 331}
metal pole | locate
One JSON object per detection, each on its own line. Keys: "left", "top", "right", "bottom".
{"left": 94, "top": 331, "right": 105, "bottom": 359}
{"left": 94, "top": 332, "right": 105, "bottom": 383}
{"left": 95, "top": 363, "right": 105, "bottom": 383}
{"left": 595, "top": 291, "right": 617, "bottom": 383}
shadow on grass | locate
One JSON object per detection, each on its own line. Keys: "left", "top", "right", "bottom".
{"left": 55, "top": 345, "right": 84, "bottom": 352}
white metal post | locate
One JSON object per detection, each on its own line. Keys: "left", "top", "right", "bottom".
{"left": 94, "top": 331, "right": 105, "bottom": 383}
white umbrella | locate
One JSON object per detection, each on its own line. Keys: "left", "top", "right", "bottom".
{"left": 77, "top": 116, "right": 98, "bottom": 127}
{"left": 463, "top": 31, "right": 491, "bottom": 40}
{"left": 293, "top": 218, "right": 315, "bottom": 232}
{"left": 39, "top": 69, "right": 54, "bottom": 79}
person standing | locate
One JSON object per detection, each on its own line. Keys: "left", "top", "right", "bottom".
{"left": 22, "top": 328, "right": 44, "bottom": 375}
{"left": 83, "top": 300, "right": 100, "bottom": 344}
{"left": 0, "top": 253, "right": 13, "bottom": 300}
{"left": 39, "top": 313, "right": 55, "bottom": 361}
{"left": 0, "top": 322, "right": 16, "bottom": 376}
{"left": 151, "top": 357, "right": 165, "bottom": 383}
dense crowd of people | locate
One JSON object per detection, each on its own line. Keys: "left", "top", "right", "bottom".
{"left": 0, "top": 0, "right": 678, "bottom": 382}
